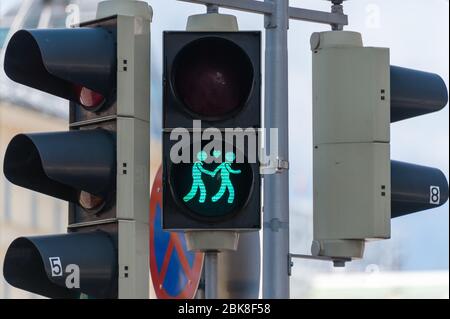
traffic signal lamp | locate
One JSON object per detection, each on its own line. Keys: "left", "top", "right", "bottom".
{"left": 4, "top": 28, "right": 116, "bottom": 111}
{"left": 391, "top": 160, "right": 449, "bottom": 218}
{"left": 390, "top": 66, "right": 448, "bottom": 122}
{"left": 2, "top": 1, "right": 152, "bottom": 299}
{"left": 4, "top": 130, "right": 115, "bottom": 212}
{"left": 390, "top": 66, "right": 449, "bottom": 217}
{"left": 4, "top": 232, "right": 116, "bottom": 299}
{"left": 163, "top": 32, "right": 260, "bottom": 129}
{"left": 311, "top": 31, "right": 448, "bottom": 261}
{"left": 173, "top": 36, "right": 254, "bottom": 119}
{"left": 162, "top": 32, "right": 261, "bottom": 230}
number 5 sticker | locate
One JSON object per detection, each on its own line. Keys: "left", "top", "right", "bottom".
{"left": 430, "top": 186, "right": 440, "bottom": 205}
{"left": 49, "top": 257, "right": 63, "bottom": 277}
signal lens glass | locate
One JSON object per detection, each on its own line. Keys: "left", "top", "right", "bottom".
{"left": 78, "top": 191, "right": 105, "bottom": 211}
{"left": 73, "top": 85, "right": 105, "bottom": 109}
{"left": 173, "top": 37, "right": 254, "bottom": 119}
{"left": 170, "top": 143, "right": 254, "bottom": 220}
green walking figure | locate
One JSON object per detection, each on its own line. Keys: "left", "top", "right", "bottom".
{"left": 183, "top": 151, "right": 214, "bottom": 203}
{"left": 211, "top": 152, "right": 241, "bottom": 204}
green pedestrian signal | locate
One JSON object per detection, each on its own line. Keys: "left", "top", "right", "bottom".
{"left": 211, "top": 152, "right": 241, "bottom": 204}
{"left": 183, "top": 151, "right": 242, "bottom": 205}
{"left": 168, "top": 144, "right": 254, "bottom": 222}
{"left": 183, "top": 151, "right": 213, "bottom": 204}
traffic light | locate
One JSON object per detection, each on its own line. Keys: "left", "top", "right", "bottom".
{"left": 390, "top": 66, "right": 449, "bottom": 218}
{"left": 311, "top": 31, "right": 449, "bottom": 261}
{"left": 2, "top": 1, "right": 152, "bottom": 298}
{"left": 162, "top": 31, "right": 261, "bottom": 230}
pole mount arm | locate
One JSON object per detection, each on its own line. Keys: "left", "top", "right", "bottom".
{"left": 178, "top": 0, "right": 274, "bottom": 14}
{"left": 177, "top": 0, "right": 348, "bottom": 29}
{"left": 288, "top": 253, "right": 351, "bottom": 275}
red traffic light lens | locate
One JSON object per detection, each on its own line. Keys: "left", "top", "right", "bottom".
{"left": 78, "top": 191, "right": 105, "bottom": 212}
{"left": 173, "top": 37, "right": 254, "bottom": 119}
{"left": 74, "top": 85, "right": 105, "bottom": 110}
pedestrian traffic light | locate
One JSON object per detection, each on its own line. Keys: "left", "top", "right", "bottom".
{"left": 311, "top": 31, "right": 448, "bottom": 261}
{"left": 2, "top": 1, "right": 152, "bottom": 298}
{"left": 162, "top": 31, "right": 261, "bottom": 230}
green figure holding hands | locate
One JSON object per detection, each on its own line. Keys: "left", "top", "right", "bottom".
{"left": 183, "top": 151, "right": 214, "bottom": 203}
{"left": 211, "top": 152, "right": 241, "bottom": 204}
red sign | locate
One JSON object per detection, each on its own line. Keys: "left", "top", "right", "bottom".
{"left": 149, "top": 165, "right": 204, "bottom": 299}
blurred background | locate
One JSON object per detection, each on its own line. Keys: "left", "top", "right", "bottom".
{"left": 0, "top": 0, "right": 448, "bottom": 299}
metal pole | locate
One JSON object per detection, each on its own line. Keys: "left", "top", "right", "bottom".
{"left": 205, "top": 251, "right": 218, "bottom": 299}
{"left": 263, "top": 0, "right": 290, "bottom": 299}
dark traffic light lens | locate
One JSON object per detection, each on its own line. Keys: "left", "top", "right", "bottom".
{"left": 173, "top": 37, "right": 254, "bottom": 119}
{"left": 73, "top": 85, "right": 106, "bottom": 110}
{"left": 78, "top": 191, "right": 105, "bottom": 211}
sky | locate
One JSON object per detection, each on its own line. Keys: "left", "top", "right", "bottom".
{"left": 0, "top": 0, "right": 448, "bottom": 272}
{"left": 0, "top": 1, "right": 15, "bottom": 15}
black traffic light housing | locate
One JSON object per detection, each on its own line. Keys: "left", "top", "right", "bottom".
{"left": 3, "top": 231, "right": 117, "bottom": 299}
{"left": 162, "top": 31, "right": 262, "bottom": 230}
{"left": 163, "top": 136, "right": 261, "bottom": 229}
{"left": 392, "top": 161, "right": 449, "bottom": 218}
{"left": 390, "top": 66, "right": 449, "bottom": 218}
{"left": 4, "top": 130, "right": 116, "bottom": 207}
{"left": 2, "top": 15, "right": 120, "bottom": 299}
{"left": 4, "top": 28, "right": 116, "bottom": 111}
{"left": 391, "top": 66, "right": 448, "bottom": 122}
{"left": 163, "top": 32, "right": 261, "bottom": 129}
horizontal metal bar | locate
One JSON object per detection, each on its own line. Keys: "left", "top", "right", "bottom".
{"left": 290, "top": 253, "right": 333, "bottom": 262}
{"left": 68, "top": 218, "right": 119, "bottom": 229}
{"left": 290, "top": 253, "right": 351, "bottom": 263}
{"left": 69, "top": 115, "right": 117, "bottom": 128}
{"left": 289, "top": 7, "right": 348, "bottom": 26}
{"left": 178, "top": 0, "right": 348, "bottom": 27}
{"left": 178, "top": 0, "right": 274, "bottom": 15}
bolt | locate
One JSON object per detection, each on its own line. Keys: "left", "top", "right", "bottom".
{"left": 310, "top": 32, "right": 321, "bottom": 51}
{"left": 333, "top": 259, "right": 347, "bottom": 268}
{"left": 311, "top": 240, "right": 322, "bottom": 256}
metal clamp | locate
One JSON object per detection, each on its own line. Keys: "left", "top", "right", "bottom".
{"left": 260, "top": 157, "right": 289, "bottom": 175}
{"left": 330, "top": 4, "right": 345, "bottom": 30}
{"left": 206, "top": 4, "right": 219, "bottom": 14}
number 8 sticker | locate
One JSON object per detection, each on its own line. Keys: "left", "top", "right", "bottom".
{"left": 430, "top": 186, "right": 440, "bottom": 205}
